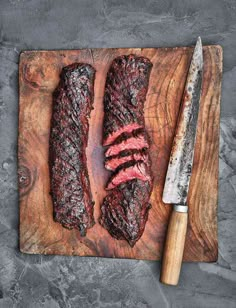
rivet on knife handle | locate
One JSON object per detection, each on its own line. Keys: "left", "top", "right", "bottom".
{"left": 160, "top": 37, "right": 203, "bottom": 285}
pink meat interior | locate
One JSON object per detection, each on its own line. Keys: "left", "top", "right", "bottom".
{"left": 105, "top": 134, "right": 149, "bottom": 157}
{"left": 103, "top": 123, "right": 143, "bottom": 146}
{"left": 106, "top": 162, "right": 151, "bottom": 190}
{"left": 105, "top": 151, "right": 149, "bottom": 171}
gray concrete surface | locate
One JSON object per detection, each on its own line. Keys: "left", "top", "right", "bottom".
{"left": 0, "top": 0, "right": 236, "bottom": 307}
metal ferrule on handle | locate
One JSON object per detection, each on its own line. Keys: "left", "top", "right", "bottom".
{"left": 174, "top": 205, "right": 188, "bottom": 213}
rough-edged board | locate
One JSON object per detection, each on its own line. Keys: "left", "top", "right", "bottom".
{"left": 18, "top": 46, "right": 222, "bottom": 261}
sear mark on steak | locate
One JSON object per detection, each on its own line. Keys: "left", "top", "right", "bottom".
{"left": 100, "top": 179, "right": 152, "bottom": 247}
{"left": 106, "top": 160, "right": 152, "bottom": 190}
{"left": 105, "top": 149, "right": 150, "bottom": 171}
{"left": 103, "top": 54, "right": 153, "bottom": 146}
{"left": 49, "top": 63, "right": 95, "bottom": 236}
{"left": 110, "top": 127, "right": 145, "bottom": 145}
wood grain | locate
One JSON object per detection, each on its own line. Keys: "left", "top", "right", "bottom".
{"left": 18, "top": 46, "right": 222, "bottom": 261}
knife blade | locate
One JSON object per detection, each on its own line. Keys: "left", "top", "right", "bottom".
{"left": 160, "top": 37, "right": 203, "bottom": 286}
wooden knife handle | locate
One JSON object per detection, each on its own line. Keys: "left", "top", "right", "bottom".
{"left": 160, "top": 208, "right": 188, "bottom": 286}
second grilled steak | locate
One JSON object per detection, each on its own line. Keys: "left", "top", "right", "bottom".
{"left": 49, "top": 63, "right": 95, "bottom": 236}
{"left": 100, "top": 54, "right": 153, "bottom": 246}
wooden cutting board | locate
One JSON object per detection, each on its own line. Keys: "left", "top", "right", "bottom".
{"left": 18, "top": 46, "right": 222, "bottom": 261}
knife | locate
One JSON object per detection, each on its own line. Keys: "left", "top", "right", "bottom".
{"left": 160, "top": 37, "right": 203, "bottom": 286}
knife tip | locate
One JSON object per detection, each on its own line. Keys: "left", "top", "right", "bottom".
{"left": 193, "top": 37, "right": 203, "bottom": 68}
{"left": 196, "top": 36, "right": 202, "bottom": 49}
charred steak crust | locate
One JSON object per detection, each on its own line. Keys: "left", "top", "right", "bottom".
{"left": 100, "top": 179, "right": 152, "bottom": 247}
{"left": 103, "top": 54, "right": 153, "bottom": 146}
{"left": 105, "top": 148, "right": 148, "bottom": 161}
{"left": 49, "top": 63, "right": 95, "bottom": 236}
{"left": 109, "top": 127, "right": 145, "bottom": 145}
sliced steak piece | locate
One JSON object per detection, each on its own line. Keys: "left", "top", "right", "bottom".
{"left": 106, "top": 160, "right": 152, "bottom": 190}
{"left": 105, "top": 149, "right": 150, "bottom": 171}
{"left": 103, "top": 54, "right": 153, "bottom": 146}
{"left": 49, "top": 63, "right": 95, "bottom": 235}
{"left": 100, "top": 179, "right": 152, "bottom": 247}
{"left": 105, "top": 132, "right": 149, "bottom": 158}
{"left": 103, "top": 123, "right": 143, "bottom": 147}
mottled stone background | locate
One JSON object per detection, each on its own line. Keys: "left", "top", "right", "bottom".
{"left": 0, "top": 1, "right": 236, "bottom": 307}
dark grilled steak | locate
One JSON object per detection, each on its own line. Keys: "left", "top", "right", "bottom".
{"left": 105, "top": 132, "right": 149, "bottom": 158}
{"left": 106, "top": 160, "right": 152, "bottom": 190}
{"left": 100, "top": 179, "right": 152, "bottom": 247}
{"left": 49, "top": 63, "right": 95, "bottom": 235}
{"left": 103, "top": 54, "right": 153, "bottom": 146}
{"left": 100, "top": 54, "right": 153, "bottom": 246}
{"left": 105, "top": 149, "right": 150, "bottom": 171}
